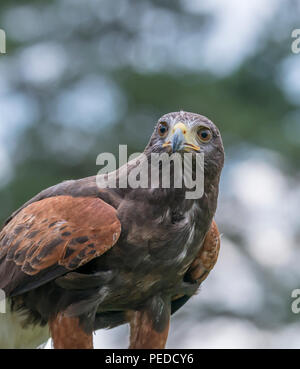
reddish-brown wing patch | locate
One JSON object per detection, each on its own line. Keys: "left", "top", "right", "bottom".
{"left": 0, "top": 196, "right": 121, "bottom": 276}
{"left": 186, "top": 219, "right": 220, "bottom": 284}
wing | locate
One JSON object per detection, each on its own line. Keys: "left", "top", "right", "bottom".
{"left": 0, "top": 195, "right": 121, "bottom": 296}
{"left": 186, "top": 219, "right": 220, "bottom": 283}
{"left": 171, "top": 220, "right": 220, "bottom": 314}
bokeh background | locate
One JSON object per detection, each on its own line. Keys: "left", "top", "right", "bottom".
{"left": 0, "top": 0, "right": 300, "bottom": 349}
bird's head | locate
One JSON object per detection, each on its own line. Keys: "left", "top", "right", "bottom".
{"left": 145, "top": 111, "right": 224, "bottom": 175}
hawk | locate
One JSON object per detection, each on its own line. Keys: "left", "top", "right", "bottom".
{"left": 0, "top": 111, "right": 224, "bottom": 349}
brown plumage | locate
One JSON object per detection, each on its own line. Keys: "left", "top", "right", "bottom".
{"left": 49, "top": 313, "right": 93, "bottom": 349}
{"left": 0, "top": 111, "right": 224, "bottom": 349}
{"left": 0, "top": 196, "right": 120, "bottom": 278}
{"left": 187, "top": 220, "right": 220, "bottom": 283}
{"left": 128, "top": 308, "right": 170, "bottom": 349}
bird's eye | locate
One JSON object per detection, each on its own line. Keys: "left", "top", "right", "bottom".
{"left": 198, "top": 128, "right": 212, "bottom": 142}
{"left": 158, "top": 122, "right": 169, "bottom": 137}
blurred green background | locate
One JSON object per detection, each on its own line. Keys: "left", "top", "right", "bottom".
{"left": 0, "top": 0, "right": 300, "bottom": 348}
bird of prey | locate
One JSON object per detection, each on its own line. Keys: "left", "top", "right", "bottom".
{"left": 0, "top": 111, "right": 224, "bottom": 349}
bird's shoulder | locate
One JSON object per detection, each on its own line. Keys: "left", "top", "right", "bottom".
{"left": 0, "top": 176, "right": 122, "bottom": 296}
{"left": 3, "top": 175, "right": 123, "bottom": 228}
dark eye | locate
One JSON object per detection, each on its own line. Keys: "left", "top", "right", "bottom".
{"left": 158, "top": 122, "right": 169, "bottom": 137}
{"left": 198, "top": 128, "right": 212, "bottom": 142}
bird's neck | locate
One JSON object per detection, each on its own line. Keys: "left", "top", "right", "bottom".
{"left": 100, "top": 152, "right": 220, "bottom": 219}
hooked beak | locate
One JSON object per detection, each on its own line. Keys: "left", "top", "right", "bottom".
{"left": 171, "top": 127, "right": 185, "bottom": 152}
{"left": 162, "top": 122, "right": 200, "bottom": 153}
